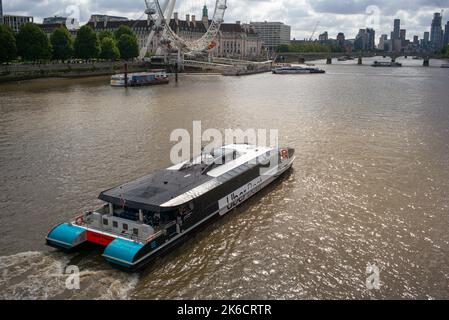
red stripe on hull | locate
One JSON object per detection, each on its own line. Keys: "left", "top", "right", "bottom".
{"left": 87, "top": 231, "right": 115, "bottom": 246}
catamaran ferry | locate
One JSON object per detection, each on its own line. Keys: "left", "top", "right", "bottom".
{"left": 46, "top": 144, "right": 295, "bottom": 271}
{"left": 272, "top": 66, "right": 325, "bottom": 74}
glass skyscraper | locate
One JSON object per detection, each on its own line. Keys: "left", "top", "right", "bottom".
{"left": 430, "top": 12, "right": 443, "bottom": 50}
{"left": 0, "top": 0, "right": 3, "bottom": 25}
{"left": 444, "top": 21, "right": 449, "bottom": 45}
{"left": 393, "top": 19, "right": 401, "bottom": 40}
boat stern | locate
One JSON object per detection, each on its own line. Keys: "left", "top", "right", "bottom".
{"left": 46, "top": 223, "right": 87, "bottom": 250}
{"left": 103, "top": 238, "right": 145, "bottom": 270}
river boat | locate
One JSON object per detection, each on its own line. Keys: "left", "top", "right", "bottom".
{"left": 46, "top": 144, "right": 295, "bottom": 271}
{"left": 272, "top": 66, "right": 325, "bottom": 74}
{"left": 110, "top": 69, "right": 169, "bottom": 87}
{"left": 371, "top": 61, "right": 402, "bottom": 67}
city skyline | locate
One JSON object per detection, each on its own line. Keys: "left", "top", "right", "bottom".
{"left": 3, "top": 0, "right": 449, "bottom": 41}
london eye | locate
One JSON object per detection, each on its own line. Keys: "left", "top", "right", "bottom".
{"left": 139, "top": 0, "right": 228, "bottom": 59}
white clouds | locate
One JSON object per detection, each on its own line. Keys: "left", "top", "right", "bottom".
{"left": 4, "top": 0, "right": 449, "bottom": 39}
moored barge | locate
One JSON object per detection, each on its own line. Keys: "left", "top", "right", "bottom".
{"left": 371, "top": 61, "right": 402, "bottom": 67}
{"left": 110, "top": 69, "right": 169, "bottom": 87}
{"left": 46, "top": 144, "right": 295, "bottom": 271}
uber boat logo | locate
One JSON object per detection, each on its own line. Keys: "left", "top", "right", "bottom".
{"left": 219, "top": 176, "right": 264, "bottom": 213}
{"left": 65, "top": 265, "right": 80, "bottom": 290}
{"left": 366, "top": 263, "right": 381, "bottom": 290}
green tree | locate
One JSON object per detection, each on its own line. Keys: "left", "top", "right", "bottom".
{"left": 16, "top": 23, "right": 52, "bottom": 61}
{"left": 74, "top": 25, "right": 99, "bottom": 60}
{"left": 50, "top": 28, "right": 74, "bottom": 61}
{"left": 100, "top": 37, "right": 120, "bottom": 60}
{"left": 114, "top": 25, "right": 134, "bottom": 41}
{"left": 117, "top": 34, "right": 139, "bottom": 60}
{"left": 278, "top": 44, "right": 290, "bottom": 53}
{"left": 285, "top": 42, "right": 332, "bottom": 53}
{"left": 98, "top": 30, "right": 114, "bottom": 42}
{"left": 0, "top": 25, "right": 17, "bottom": 63}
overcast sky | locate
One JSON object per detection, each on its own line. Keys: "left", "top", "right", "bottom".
{"left": 3, "top": 0, "right": 449, "bottom": 40}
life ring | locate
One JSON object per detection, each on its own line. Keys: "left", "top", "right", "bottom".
{"left": 208, "top": 41, "right": 217, "bottom": 50}
{"left": 75, "top": 216, "right": 84, "bottom": 225}
{"left": 281, "top": 149, "right": 289, "bottom": 159}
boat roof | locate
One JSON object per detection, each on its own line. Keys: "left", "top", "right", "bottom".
{"left": 98, "top": 144, "right": 273, "bottom": 212}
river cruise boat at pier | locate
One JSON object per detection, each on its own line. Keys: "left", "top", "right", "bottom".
{"left": 371, "top": 61, "right": 402, "bottom": 67}
{"left": 110, "top": 69, "right": 169, "bottom": 87}
{"left": 337, "top": 56, "right": 354, "bottom": 62}
{"left": 46, "top": 144, "right": 295, "bottom": 271}
{"left": 272, "top": 66, "right": 325, "bottom": 74}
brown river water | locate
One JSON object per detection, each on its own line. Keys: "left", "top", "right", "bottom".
{"left": 0, "top": 57, "right": 449, "bottom": 299}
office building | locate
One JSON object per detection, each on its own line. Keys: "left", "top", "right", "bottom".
{"left": 337, "top": 32, "right": 345, "bottom": 46}
{"left": 0, "top": 0, "right": 3, "bottom": 25}
{"left": 430, "top": 12, "right": 443, "bottom": 50}
{"left": 393, "top": 19, "right": 401, "bottom": 40}
{"left": 413, "top": 35, "right": 419, "bottom": 45}
{"left": 319, "top": 31, "right": 328, "bottom": 41}
{"left": 354, "top": 28, "right": 375, "bottom": 51}
{"left": 424, "top": 31, "right": 430, "bottom": 44}
{"left": 3, "top": 15, "right": 34, "bottom": 32}
{"left": 400, "top": 29, "right": 406, "bottom": 41}
{"left": 249, "top": 21, "right": 291, "bottom": 53}
{"left": 378, "top": 34, "right": 388, "bottom": 51}
{"left": 89, "top": 14, "right": 129, "bottom": 23}
{"left": 43, "top": 16, "right": 68, "bottom": 24}
{"left": 444, "top": 21, "right": 449, "bottom": 45}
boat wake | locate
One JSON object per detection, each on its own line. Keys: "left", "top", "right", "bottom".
{"left": 0, "top": 251, "right": 139, "bottom": 300}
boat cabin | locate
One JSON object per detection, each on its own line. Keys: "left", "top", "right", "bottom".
{"left": 78, "top": 146, "right": 265, "bottom": 243}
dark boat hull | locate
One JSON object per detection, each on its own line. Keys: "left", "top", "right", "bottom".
{"left": 129, "top": 79, "right": 169, "bottom": 87}
{"left": 103, "top": 157, "right": 296, "bottom": 271}
{"left": 114, "top": 165, "right": 294, "bottom": 272}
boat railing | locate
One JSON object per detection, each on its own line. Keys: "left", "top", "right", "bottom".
{"left": 71, "top": 211, "right": 178, "bottom": 244}
{"left": 144, "top": 221, "right": 177, "bottom": 243}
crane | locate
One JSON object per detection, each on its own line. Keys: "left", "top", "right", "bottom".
{"left": 309, "top": 21, "right": 320, "bottom": 41}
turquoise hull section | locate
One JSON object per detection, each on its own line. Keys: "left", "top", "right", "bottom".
{"left": 103, "top": 238, "right": 144, "bottom": 268}
{"left": 46, "top": 223, "right": 87, "bottom": 249}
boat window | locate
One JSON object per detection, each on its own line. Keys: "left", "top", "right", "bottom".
{"left": 133, "top": 228, "right": 139, "bottom": 236}
{"left": 103, "top": 219, "right": 108, "bottom": 226}
{"left": 113, "top": 221, "right": 118, "bottom": 228}
{"left": 211, "top": 148, "right": 237, "bottom": 165}
{"left": 123, "top": 223, "right": 128, "bottom": 231}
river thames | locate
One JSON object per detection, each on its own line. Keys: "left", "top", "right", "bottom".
{"left": 0, "top": 57, "right": 449, "bottom": 299}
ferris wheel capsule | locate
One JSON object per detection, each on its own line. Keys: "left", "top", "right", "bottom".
{"left": 145, "top": 8, "right": 157, "bottom": 15}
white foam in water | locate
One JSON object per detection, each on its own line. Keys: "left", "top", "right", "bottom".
{"left": 0, "top": 251, "right": 71, "bottom": 300}
{"left": 0, "top": 251, "right": 139, "bottom": 300}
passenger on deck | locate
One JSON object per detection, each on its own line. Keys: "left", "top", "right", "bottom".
{"left": 154, "top": 212, "right": 161, "bottom": 227}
